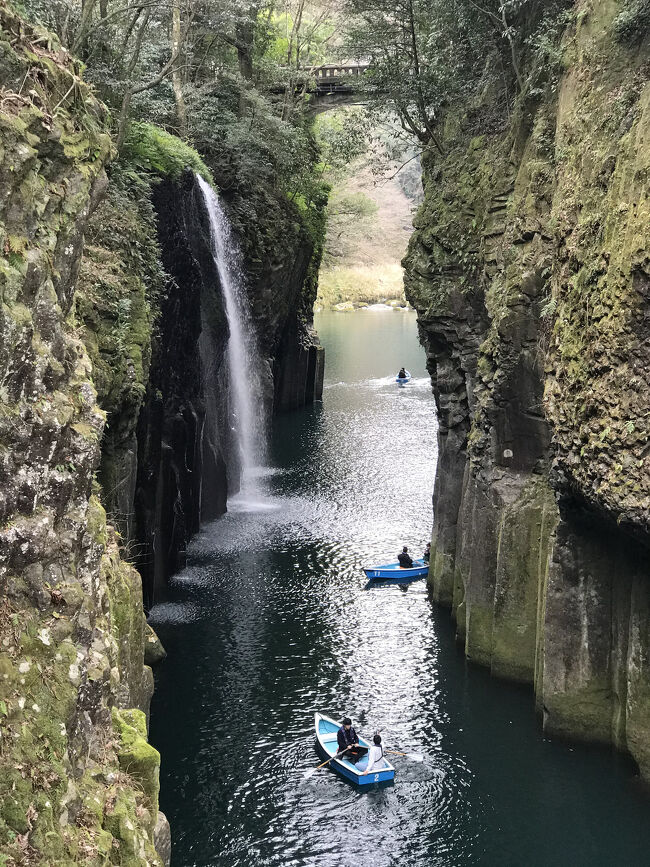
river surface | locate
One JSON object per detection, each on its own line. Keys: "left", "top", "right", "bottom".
{"left": 149, "top": 310, "right": 650, "bottom": 867}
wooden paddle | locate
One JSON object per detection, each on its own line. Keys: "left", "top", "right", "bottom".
{"left": 303, "top": 747, "right": 350, "bottom": 779}
{"left": 385, "top": 749, "right": 424, "bottom": 762}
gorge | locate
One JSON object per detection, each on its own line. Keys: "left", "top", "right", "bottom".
{"left": 1, "top": 0, "right": 650, "bottom": 864}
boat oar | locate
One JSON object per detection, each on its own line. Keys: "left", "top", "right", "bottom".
{"left": 385, "top": 749, "right": 425, "bottom": 763}
{"left": 304, "top": 748, "right": 349, "bottom": 779}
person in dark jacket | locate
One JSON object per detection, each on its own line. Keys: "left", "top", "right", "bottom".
{"left": 423, "top": 542, "right": 431, "bottom": 564}
{"left": 398, "top": 546, "right": 414, "bottom": 568}
{"left": 337, "top": 717, "right": 367, "bottom": 764}
{"left": 398, "top": 367, "right": 407, "bottom": 380}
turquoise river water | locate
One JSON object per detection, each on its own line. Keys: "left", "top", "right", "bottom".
{"left": 149, "top": 309, "right": 650, "bottom": 867}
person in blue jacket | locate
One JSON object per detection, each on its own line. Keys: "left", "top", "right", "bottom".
{"left": 337, "top": 717, "right": 367, "bottom": 764}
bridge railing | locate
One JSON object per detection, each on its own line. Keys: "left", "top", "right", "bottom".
{"left": 313, "top": 64, "right": 369, "bottom": 80}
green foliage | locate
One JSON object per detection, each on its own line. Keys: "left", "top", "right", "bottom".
{"left": 122, "top": 122, "right": 214, "bottom": 184}
{"left": 345, "top": 0, "right": 502, "bottom": 146}
{"left": 541, "top": 297, "right": 557, "bottom": 319}
{"left": 346, "top": 0, "right": 575, "bottom": 148}
{"left": 315, "top": 110, "right": 371, "bottom": 178}
{"left": 260, "top": 8, "right": 336, "bottom": 69}
{"left": 322, "top": 189, "right": 377, "bottom": 262}
{"left": 19, "top": 0, "right": 332, "bottom": 219}
{"left": 524, "top": 4, "right": 574, "bottom": 98}
{"left": 613, "top": 0, "right": 650, "bottom": 42}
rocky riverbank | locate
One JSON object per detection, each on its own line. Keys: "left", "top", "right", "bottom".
{"left": 405, "top": 1, "right": 650, "bottom": 780}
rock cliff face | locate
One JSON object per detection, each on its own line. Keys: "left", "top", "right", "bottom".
{"left": 405, "top": 0, "right": 650, "bottom": 780}
{"left": 218, "top": 177, "right": 326, "bottom": 413}
{"left": 85, "top": 168, "right": 325, "bottom": 601}
{"left": 0, "top": 4, "right": 324, "bottom": 860}
{"left": 133, "top": 174, "right": 231, "bottom": 603}
{"left": 0, "top": 7, "right": 164, "bottom": 862}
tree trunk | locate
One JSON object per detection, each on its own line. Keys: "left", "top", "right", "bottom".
{"left": 172, "top": 0, "right": 188, "bottom": 137}
{"left": 236, "top": 18, "right": 254, "bottom": 80}
{"left": 115, "top": 89, "right": 133, "bottom": 152}
{"left": 74, "top": 0, "right": 98, "bottom": 55}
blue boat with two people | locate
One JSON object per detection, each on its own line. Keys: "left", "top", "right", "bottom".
{"left": 314, "top": 713, "right": 395, "bottom": 786}
{"left": 363, "top": 560, "right": 428, "bottom": 581}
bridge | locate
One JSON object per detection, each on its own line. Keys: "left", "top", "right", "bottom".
{"left": 309, "top": 62, "right": 370, "bottom": 113}
{"left": 312, "top": 62, "right": 369, "bottom": 95}
{"left": 270, "top": 62, "right": 370, "bottom": 112}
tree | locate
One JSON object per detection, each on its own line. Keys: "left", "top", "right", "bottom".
{"left": 20, "top": 0, "right": 333, "bottom": 211}
{"left": 344, "top": 0, "right": 572, "bottom": 152}
{"left": 345, "top": 0, "right": 499, "bottom": 152}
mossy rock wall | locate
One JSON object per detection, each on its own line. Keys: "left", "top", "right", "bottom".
{"left": 74, "top": 154, "right": 326, "bottom": 598}
{"left": 214, "top": 166, "right": 327, "bottom": 413}
{"left": 0, "top": 7, "right": 162, "bottom": 862}
{"left": 405, "top": 0, "right": 650, "bottom": 781}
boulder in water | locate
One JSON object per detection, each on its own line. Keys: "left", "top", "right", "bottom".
{"left": 144, "top": 622, "right": 167, "bottom": 665}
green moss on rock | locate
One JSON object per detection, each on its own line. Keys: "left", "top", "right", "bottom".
{"left": 112, "top": 709, "right": 160, "bottom": 821}
{"left": 0, "top": 6, "right": 165, "bottom": 862}
{"left": 123, "top": 121, "right": 214, "bottom": 185}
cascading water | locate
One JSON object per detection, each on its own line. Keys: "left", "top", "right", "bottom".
{"left": 196, "top": 175, "right": 266, "bottom": 503}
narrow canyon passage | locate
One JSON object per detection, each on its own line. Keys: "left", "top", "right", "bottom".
{"left": 149, "top": 312, "right": 650, "bottom": 867}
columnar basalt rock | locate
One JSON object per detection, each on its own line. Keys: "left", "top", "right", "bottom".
{"left": 216, "top": 176, "right": 327, "bottom": 414}
{"left": 0, "top": 7, "right": 164, "bottom": 862}
{"left": 405, "top": 2, "right": 650, "bottom": 780}
{"left": 0, "top": 2, "right": 323, "bottom": 860}
{"left": 76, "top": 145, "right": 326, "bottom": 600}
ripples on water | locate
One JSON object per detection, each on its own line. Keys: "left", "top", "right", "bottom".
{"left": 149, "top": 311, "right": 650, "bottom": 867}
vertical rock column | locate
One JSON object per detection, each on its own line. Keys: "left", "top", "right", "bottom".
{"left": 0, "top": 9, "right": 164, "bottom": 862}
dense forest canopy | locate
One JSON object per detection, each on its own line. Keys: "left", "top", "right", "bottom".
{"left": 18, "top": 0, "right": 583, "bottom": 176}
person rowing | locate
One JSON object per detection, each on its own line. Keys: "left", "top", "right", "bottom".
{"left": 398, "top": 367, "right": 407, "bottom": 380}
{"left": 337, "top": 716, "right": 367, "bottom": 764}
{"left": 398, "top": 546, "right": 414, "bottom": 568}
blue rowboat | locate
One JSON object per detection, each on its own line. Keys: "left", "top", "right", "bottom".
{"left": 396, "top": 370, "right": 412, "bottom": 387}
{"left": 363, "top": 560, "right": 428, "bottom": 580}
{"left": 314, "top": 713, "right": 395, "bottom": 787}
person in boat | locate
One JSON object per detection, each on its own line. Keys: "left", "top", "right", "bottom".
{"left": 398, "top": 367, "right": 407, "bottom": 380}
{"left": 398, "top": 546, "right": 414, "bottom": 568}
{"left": 337, "top": 717, "right": 367, "bottom": 764}
{"left": 423, "top": 542, "right": 431, "bottom": 564}
{"left": 363, "top": 734, "right": 384, "bottom": 775}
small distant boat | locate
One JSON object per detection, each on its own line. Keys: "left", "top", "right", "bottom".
{"left": 363, "top": 560, "right": 428, "bottom": 580}
{"left": 314, "top": 712, "right": 395, "bottom": 786}
{"left": 396, "top": 370, "right": 412, "bottom": 387}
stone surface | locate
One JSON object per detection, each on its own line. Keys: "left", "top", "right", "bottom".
{"left": 154, "top": 811, "right": 172, "bottom": 867}
{"left": 144, "top": 623, "right": 167, "bottom": 666}
{"left": 405, "top": 3, "right": 650, "bottom": 780}
{"left": 0, "top": 7, "right": 161, "bottom": 862}
{"left": 215, "top": 165, "right": 327, "bottom": 415}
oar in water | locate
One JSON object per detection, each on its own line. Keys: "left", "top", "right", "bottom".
{"left": 385, "top": 748, "right": 425, "bottom": 763}
{"left": 304, "top": 748, "right": 349, "bottom": 779}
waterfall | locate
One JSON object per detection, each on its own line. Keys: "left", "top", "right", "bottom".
{"left": 196, "top": 175, "right": 266, "bottom": 500}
